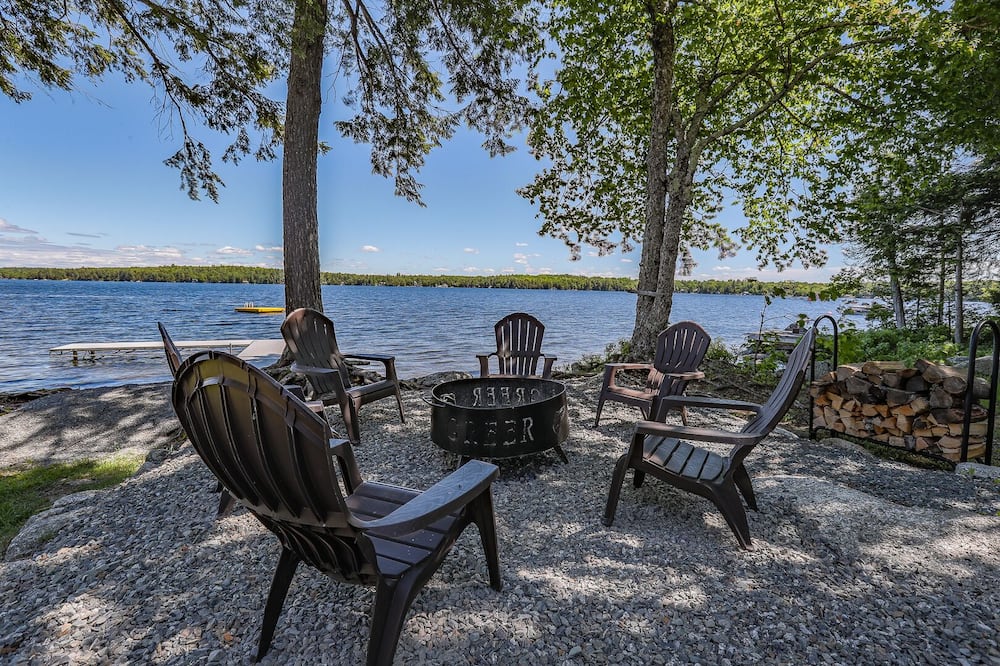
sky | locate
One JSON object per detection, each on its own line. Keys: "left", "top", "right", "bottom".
{"left": 1, "top": 69, "right": 845, "bottom": 281}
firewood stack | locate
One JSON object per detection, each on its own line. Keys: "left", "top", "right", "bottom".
{"left": 810, "top": 359, "right": 992, "bottom": 461}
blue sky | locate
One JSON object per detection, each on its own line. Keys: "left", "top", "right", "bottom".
{"left": 1, "top": 71, "right": 843, "bottom": 281}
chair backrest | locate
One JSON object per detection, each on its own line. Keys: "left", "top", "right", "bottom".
{"left": 281, "top": 308, "right": 353, "bottom": 394}
{"left": 493, "top": 312, "right": 546, "bottom": 376}
{"left": 158, "top": 322, "right": 184, "bottom": 377}
{"left": 742, "top": 326, "right": 816, "bottom": 436}
{"left": 649, "top": 321, "right": 711, "bottom": 392}
{"left": 171, "top": 351, "right": 371, "bottom": 578}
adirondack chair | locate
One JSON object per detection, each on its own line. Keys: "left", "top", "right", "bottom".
{"left": 158, "top": 322, "right": 324, "bottom": 518}
{"left": 170, "top": 351, "right": 502, "bottom": 665}
{"left": 603, "top": 326, "right": 816, "bottom": 550}
{"left": 594, "top": 321, "right": 711, "bottom": 427}
{"left": 477, "top": 312, "right": 556, "bottom": 379}
{"left": 281, "top": 308, "right": 405, "bottom": 445}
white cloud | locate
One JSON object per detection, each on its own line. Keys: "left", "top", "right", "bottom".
{"left": 255, "top": 244, "right": 282, "bottom": 252}
{"left": 434, "top": 267, "right": 449, "bottom": 272}
{"left": 463, "top": 266, "right": 479, "bottom": 273}
{"left": 0, "top": 219, "right": 36, "bottom": 235}
{"left": 362, "top": 245, "right": 380, "bottom": 253}
{"left": 515, "top": 242, "right": 528, "bottom": 247}
{"left": 463, "top": 247, "right": 479, "bottom": 254}
{"left": 215, "top": 246, "right": 251, "bottom": 256}
{"left": 620, "top": 258, "right": 633, "bottom": 263}
{"left": 513, "top": 253, "right": 529, "bottom": 265}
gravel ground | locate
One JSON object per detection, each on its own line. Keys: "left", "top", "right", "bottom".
{"left": 2, "top": 375, "right": 1000, "bottom": 665}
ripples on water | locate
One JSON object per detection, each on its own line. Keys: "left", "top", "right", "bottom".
{"left": 0, "top": 280, "right": 848, "bottom": 393}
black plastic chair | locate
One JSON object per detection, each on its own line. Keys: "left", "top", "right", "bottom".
{"left": 170, "top": 351, "right": 502, "bottom": 664}
{"left": 604, "top": 326, "right": 816, "bottom": 550}
{"left": 281, "top": 307, "right": 405, "bottom": 445}
{"left": 477, "top": 312, "right": 556, "bottom": 379}
{"left": 594, "top": 321, "right": 710, "bottom": 427}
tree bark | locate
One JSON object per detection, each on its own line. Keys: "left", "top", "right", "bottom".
{"left": 890, "top": 272, "right": 905, "bottom": 328}
{"left": 631, "top": 6, "right": 675, "bottom": 360}
{"left": 954, "top": 209, "right": 968, "bottom": 345}
{"left": 282, "top": 0, "right": 327, "bottom": 313}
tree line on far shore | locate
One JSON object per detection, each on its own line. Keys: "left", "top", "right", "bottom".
{"left": 0, "top": 265, "right": 843, "bottom": 296}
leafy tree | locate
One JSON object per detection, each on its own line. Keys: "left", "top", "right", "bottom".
{"left": 280, "top": 0, "right": 538, "bottom": 311}
{"left": 521, "top": 0, "right": 947, "bottom": 359}
{"left": 1, "top": 0, "right": 284, "bottom": 201}
{"left": 832, "top": 1, "right": 1000, "bottom": 341}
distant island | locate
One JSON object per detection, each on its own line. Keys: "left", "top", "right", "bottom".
{"left": 0, "top": 265, "right": 833, "bottom": 297}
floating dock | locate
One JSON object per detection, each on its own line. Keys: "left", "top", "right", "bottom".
{"left": 49, "top": 339, "right": 286, "bottom": 362}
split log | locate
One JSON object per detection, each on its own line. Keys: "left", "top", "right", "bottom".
{"left": 928, "top": 387, "right": 956, "bottom": 409}
{"left": 904, "top": 375, "right": 928, "bottom": 392}
{"left": 835, "top": 364, "right": 863, "bottom": 381}
{"left": 884, "top": 388, "right": 916, "bottom": 407}
{"left": 862, "top": 360, "right": 907, "bottom": 374}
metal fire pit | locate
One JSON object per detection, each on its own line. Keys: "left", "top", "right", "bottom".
{"left": 430, "top": 377, "right": 569, "bottom": 465}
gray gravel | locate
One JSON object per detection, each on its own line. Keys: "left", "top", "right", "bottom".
{"left": 2, "top": 375, "right": 1000, "bottom": 665}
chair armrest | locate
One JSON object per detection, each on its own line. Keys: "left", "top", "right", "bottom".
{"left": 661, "top": 370, "right": 705, "bottom": 381}
{"left": 290, "top": 361, "right": 340, "bottom": 377}
{"left": 357, "top": 460, "right": 499, "bottom": 537}
{"left": 634, "top": 420, "right": 763, "bottom": 446}
{"left": 658, "top": 394, "right": 762, "bottom": 413}
{"left": 477, "top": 353, "right": 495, "bottom": 377}
{"left": 541, "top": 355, "right": 556, "bottom": 379}
{"left": 605, "top": 362, "right": 654, "bottom": 371}
{"left": 344, "top": 352, "right": 395, "bottom": 364}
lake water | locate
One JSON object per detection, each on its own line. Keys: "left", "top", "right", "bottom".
{"left": 0, "top": 279, "right": 850, "bottom": 393}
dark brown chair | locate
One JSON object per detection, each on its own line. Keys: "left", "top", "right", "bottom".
{"left": 603, "top": 326, "right": 816, "bottom": 550}
{"left": 158, "top": 322, "right": 237, "bottom": 519}
{"left": 170, "top": 351, "right": 502, "bottom": 665}
{"left": 281, "top": 307, "right": 405, "bottom": 445}
{"left": 594, "top": 321, "right": 711, "bottom": 427}
{"left": 477, "top": 312, "right": 556, "bottom": 379}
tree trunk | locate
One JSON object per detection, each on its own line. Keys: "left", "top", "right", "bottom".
{"left": 282, "top": 0, "right": 327, "bottom": 313}
{"left": 954, "top": 210, "right": 968, "bottom": 345}
{"left": 631, "top": 7, "right": 675, "bottom": 360}
{"left": 890, "top": 273, "right": 905, "bottom": 328}
{"left": 937, "top": 245, "right": 945, "bottom": 327}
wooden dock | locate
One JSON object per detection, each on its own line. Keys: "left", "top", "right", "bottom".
{"left": 49, "top": 339, "right": 286, "bottom": 362}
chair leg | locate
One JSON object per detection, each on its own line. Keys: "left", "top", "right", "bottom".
{"left": 594, "top": 395, "right": 606, "bottom": 427}
{"left": 215, "top": 490, "right": 237, "bottom": 519}
{"left": 708, "top": 483, "right": 754, "bottom": 550}
{"left": 255, "top": 548, "right": 301, "bottom": 662}
{"left": 732, "top": 464, "right": 758, "bottom": 511}
{"left": 632, "top": 470, "right": 646, "bottom": 488}
{"left": 343, "top": 400, "right": 362, "bottom": 446}
{"left": 394, "top": 385, "right": 406, "bottom": 424}
{"left": 367, "top": 575, "right": 421, "bottom": 666}
{"left": 471, "top": 492, "right": 503, "bottom": 591}
{"left": 680, "top": 406, "right": 689, "bottom": 426}
{"left": 603, "top": 454, "right": 631, "bottom": 526}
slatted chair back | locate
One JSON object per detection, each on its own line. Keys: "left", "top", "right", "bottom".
{"left": 281, "top": 307, "right": 353, "bottom": 396}
{"left": 741, "top": 326, "right": 816, "bottom": 438}
{"left": 494, "top": 312, "right": 547, "bottom": 377}
{"left": 648, "top": 321, "right": 711, "bottom": 395}
{"left": 172, "top": 351, "right": 369, "bottom": 580}
{"left": 157, "top": 322, "right": 184, "bottom": 377}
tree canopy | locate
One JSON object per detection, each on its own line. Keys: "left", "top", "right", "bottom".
{"left": 520, "top": 0, "right": 972, "bottom": 358}
{"left": 1, "top": 0, "right": 286, "bottom": 201}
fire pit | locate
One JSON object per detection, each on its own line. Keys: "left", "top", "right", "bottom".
{"left": 429, "top": 377, "right": 569, "bottom": 465}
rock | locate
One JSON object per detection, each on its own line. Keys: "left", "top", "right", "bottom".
{"left": 955, "top": 462, "right": 1000, "bottom": 480}
{"left": 401, "top": 371, "right": 474, "bottom": 389}
{"left": 4, "top": 490, "right": 107, "bottom": 561}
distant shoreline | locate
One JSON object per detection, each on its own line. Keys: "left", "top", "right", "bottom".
{"left": 0, "top": 266, "right": 834, "bottom": 297}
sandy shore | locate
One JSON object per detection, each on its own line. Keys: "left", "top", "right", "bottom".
{"left": 2, "top": 377, "right": 1000, "bottom": 664}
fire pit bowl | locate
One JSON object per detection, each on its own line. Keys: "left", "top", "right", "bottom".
{"left": 429, "top": 377, "right": 569, "bottom": 464}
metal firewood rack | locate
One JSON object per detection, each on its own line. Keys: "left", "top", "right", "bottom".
{"left": 808, "top": 315, "right": 998, "bottom": 467}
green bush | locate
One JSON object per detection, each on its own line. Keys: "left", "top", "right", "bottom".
{"left": 823, "top": 325, "right": 965, "bottom": 366}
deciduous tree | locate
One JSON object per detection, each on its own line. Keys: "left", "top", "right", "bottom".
{"left": 521, "top": 0, "right": 941, "bottom": 358}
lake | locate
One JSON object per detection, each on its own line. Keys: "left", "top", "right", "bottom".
{"left": 0, "top": 279, "right": 850, "bottom": 393}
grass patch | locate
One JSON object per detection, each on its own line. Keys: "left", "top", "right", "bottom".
{"left": 0, "top": 455, "right": 144, "bottom": 554}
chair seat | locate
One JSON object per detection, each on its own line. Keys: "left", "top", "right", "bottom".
{"left": 347, "top": 381, "right": 400, "bottom": 401}
{"left": 642, "top": 436, "right": 726, "bottom": 482}
{"left": 346, "top": 482, "right": 464, "bottom": 579}
{"left": 604, "top": 384, "right": 656, "bottom": 404}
